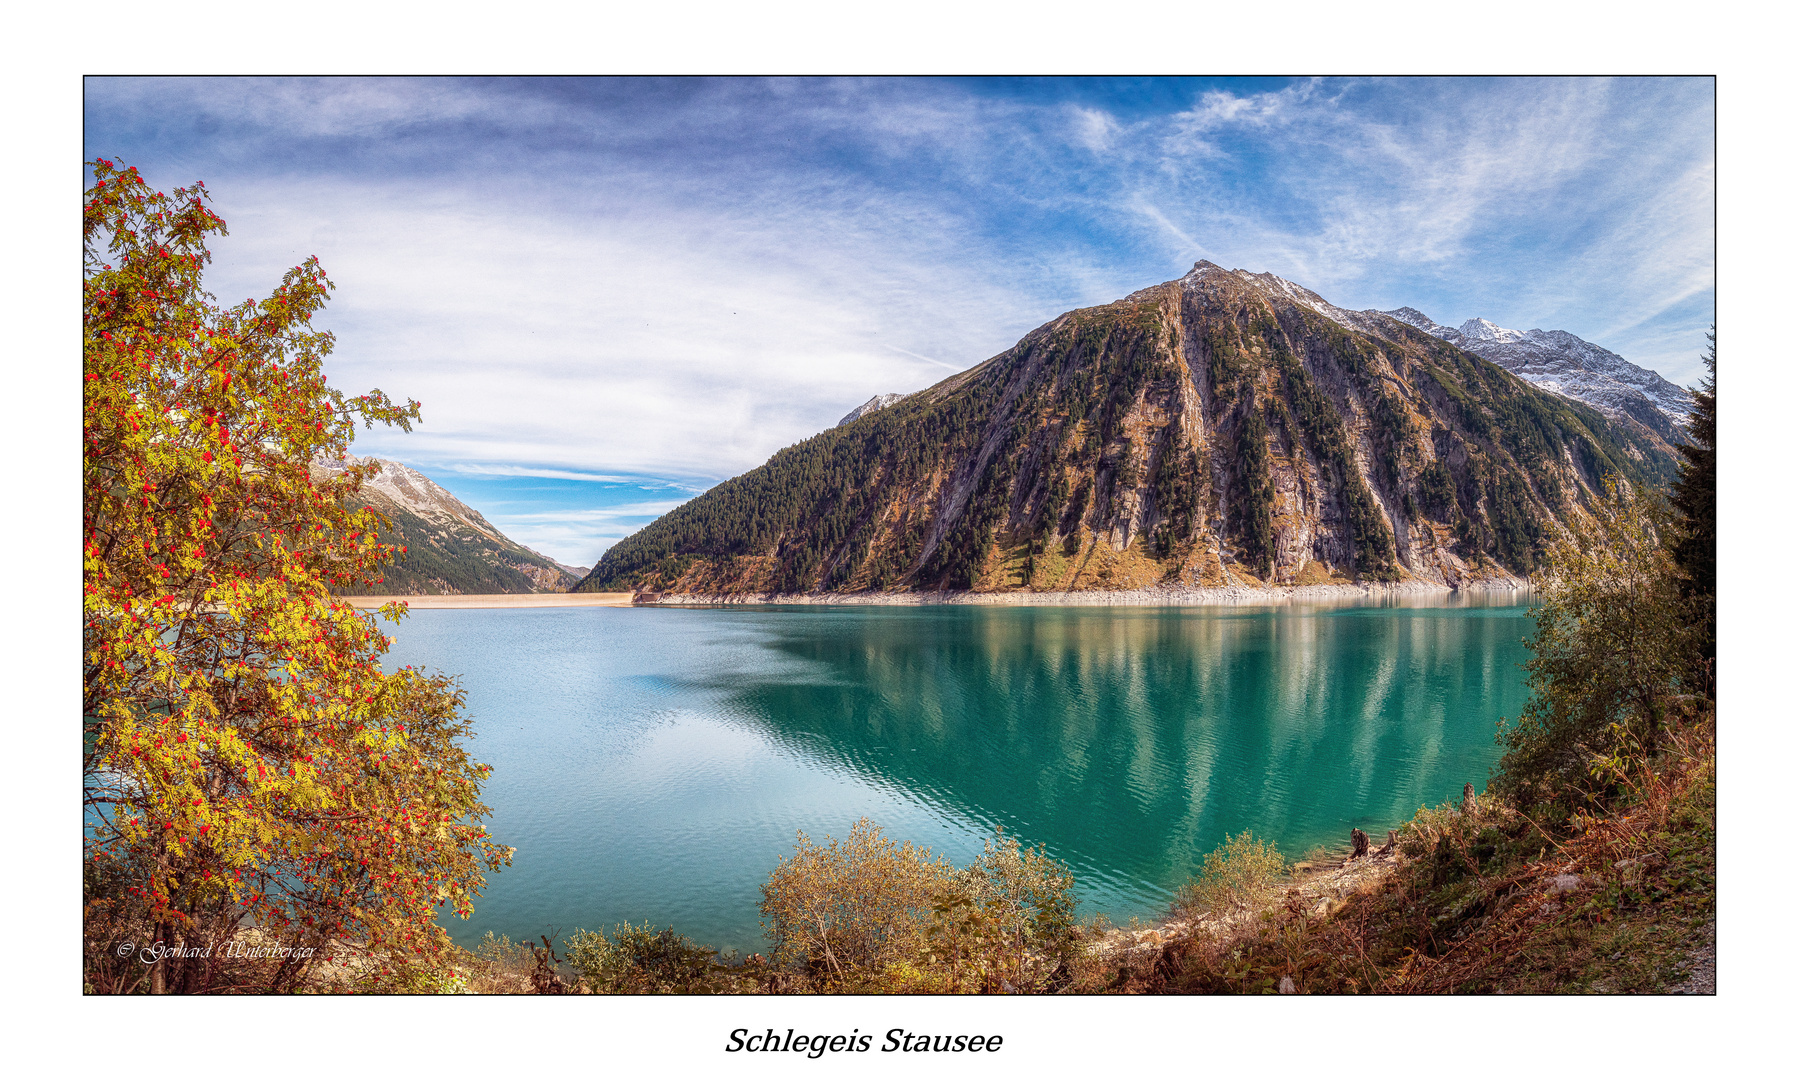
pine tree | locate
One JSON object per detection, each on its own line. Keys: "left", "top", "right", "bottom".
{"left": 1668, "top": 329, "right": 1716, "bottom": 695}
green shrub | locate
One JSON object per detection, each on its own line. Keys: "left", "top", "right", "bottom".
{"left": 1174, "top": 830, "right": 1287, "bottom": 919}
{"left": 756, "top": 820, "right": 1083, "bottom": 993}
{"left": 566, "top": 922, "right": 731, "bottom": 994}
{"left": 759, "top": 818, "right": 953, "bottom": 990}
{"left": 465, "top": 932, "right": 540, "bottom": 994}
{"left": 925, "top": 830, "right": 1082, "bottom": 992}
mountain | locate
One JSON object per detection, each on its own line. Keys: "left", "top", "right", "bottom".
{"left": 316, "top": 455, "right": 585, "bottom": 595}
{"left": 1383, "top": 308, "right": 1691, "bottom": 447}
{"left": 838, "top": 393, "right": 907, "bottom": 427}
{"left": 576, "top": 261, "right": 1679, "bottom": 598}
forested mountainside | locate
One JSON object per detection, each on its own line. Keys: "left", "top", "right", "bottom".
{"left": 317, "top": 456, "right": 585, "bottom": 595}
{"left": 577, "top": 262, "right": 1679, "bottom": 597}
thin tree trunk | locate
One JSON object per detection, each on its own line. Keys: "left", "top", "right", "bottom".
{"left": 149, "top": 921, "right": 168, "bottom": 995}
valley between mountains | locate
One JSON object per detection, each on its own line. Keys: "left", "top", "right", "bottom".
{"left": 572, "top": 261, "right": 1682, "bottom": 601}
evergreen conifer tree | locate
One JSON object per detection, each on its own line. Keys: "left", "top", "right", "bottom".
{"left": 1668, "top": 329, "right": 1716, "bottom": 694}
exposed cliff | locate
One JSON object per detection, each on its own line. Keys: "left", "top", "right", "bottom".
{"left": 578, "top": 262, "right": 1678, "bottom": 597}
{"left": 317, "top": 455, "right": 583, "bottom": 595}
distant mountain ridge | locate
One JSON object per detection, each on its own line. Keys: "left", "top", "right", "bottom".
{"left": 1383, "top": 307, "right": 1691, "bottom": 446}
{"left": 578, "top": 260, "right": 1680, "bottom": 599}
{"left": 316, "top": 455, "right": 584, "bottom": 595}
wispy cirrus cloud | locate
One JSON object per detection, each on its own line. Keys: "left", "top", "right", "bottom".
{"left": 444, "top": 464, "right": 645, "bottom": 485}
{"left": 482, "top": 499, "right": 692, "bottom": 566}
{"left": 1163, "top": 78, "right": 1325, "bottom": 156}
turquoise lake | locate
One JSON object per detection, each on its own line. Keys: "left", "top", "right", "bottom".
{"left": 382, "top": 597, "right": 1534, "bottom": 956}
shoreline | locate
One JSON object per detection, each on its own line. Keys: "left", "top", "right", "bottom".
{"left": 636, "top": 577, "right": 1530, "bottom": 608}
{"left": 341, "top": 593, "right": 635, "bottom": 609}
{"left": 342, "top": 579, "right": 1531, "bottom": 611}
{"left": 1093, "top": 839, "right": 1401, "bottom": 960}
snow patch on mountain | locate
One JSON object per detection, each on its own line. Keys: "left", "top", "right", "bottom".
{"left": 838, "top": 393, "right": 907, "bottom": 427}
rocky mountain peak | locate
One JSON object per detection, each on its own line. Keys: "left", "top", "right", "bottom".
{"left": 581, "top": 261, "right": 1681, "bottom": 599}
{"left": 312, "top": 454, "right": 582, "bottom": 595}
{"left": 320, "top": 454, "right": 507, "bottom": 544}
{"left": 838, "top": 393, "right": 908, "bottom": 428}
{"left": 1456, "top": 317, "right": 1526, "bottom": 345}
{"left": 1384, "top": 306, "right": 1435, "bottom": 329}
{"left": 1180, "top": 260, "right": 1323, "bottom": 305}
{"left": 1380, "top": 307, "right": 1692, "bottom": 438}
{"left": 1173, "top": 261, "right": 1384, "bottom": 338}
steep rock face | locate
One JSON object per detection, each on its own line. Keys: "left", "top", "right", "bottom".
{"left": 1384, "top": 307, "right": 1691, "bottom": 447}
{"left": 579, "top": 262, "right": 1678, "bottom": 596}
{"left": 316, "top": 455, "right": 582, "bottom": 595}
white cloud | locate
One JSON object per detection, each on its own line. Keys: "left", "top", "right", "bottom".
{"left": 1069, "top": 106, "right": 1121, "bottom": 153}
{"left": 85, "top": 76, "right": 555, "bottom": 141}
{"left": 1127, "top": 78, "right": 1713, "bottom": 379}
{"left": 197, "top": 172, "right": 1054, "bottom": 483}
{"left": 443, "top": 463, "right": 643, "bottom": 484}
{"left": 485, "top": 499, "right": 693, "bottom": 565}
{"left": 501, "top": 502, "right": 690, "bottom": 523}
{"left": 881, "top": 344, "right": 961, "bottom": 371}
{"left": 93, "top": 76, "right": 1713, "bottom": 501}
{"left": 1163, "top": 80, "right": 1323, "bottom": 158}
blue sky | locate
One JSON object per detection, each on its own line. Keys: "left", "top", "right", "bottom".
{"left": 84, "top": 76, "right": 1715, "bottom": 567}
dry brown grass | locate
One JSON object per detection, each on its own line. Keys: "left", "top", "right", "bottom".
{"left": 1103, "top": 713, "right": 1715, "bottom": 995}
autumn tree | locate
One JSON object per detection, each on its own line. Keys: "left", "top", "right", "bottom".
{"left": 82, "top": 159, "right": 510, "bottom": 994}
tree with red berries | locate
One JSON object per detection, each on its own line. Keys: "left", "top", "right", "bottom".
{"left": 83, "top": 158, "right": 511, "bottom": 994}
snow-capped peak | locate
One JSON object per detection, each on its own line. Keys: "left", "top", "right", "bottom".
{"left": 1385, "top": 307, "right": 1458, "bottom": 338}
{"left": 1378, "top": 307, "right": 1691, "bottom": 430}
{"left": 1456, "top": 317, "right": 1527, "bottom": 345}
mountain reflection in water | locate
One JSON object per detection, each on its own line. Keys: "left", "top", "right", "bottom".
{"left": 385, "top": 598, "right": 1531, "bottom": 955}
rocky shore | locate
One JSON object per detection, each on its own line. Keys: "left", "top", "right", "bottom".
{"left": 637, "top": 578, "right": 1529, "bottom": 607}
{"left": 1090, "top": 840, "right": 1403, "bottom": 963}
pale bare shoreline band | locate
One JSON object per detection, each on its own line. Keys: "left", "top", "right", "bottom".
{"left": 344, "top": 579, "right": 1529, "bottom": 611}
{"left": 644, "top": 579, "right": 1530, "bottom": 607}
{"left": 342, "top": 593, "right": 636, "bottom": 609}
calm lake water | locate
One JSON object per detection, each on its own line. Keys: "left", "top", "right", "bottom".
{"left": 383, "top": 597, "right": 1533, "bottom": 955}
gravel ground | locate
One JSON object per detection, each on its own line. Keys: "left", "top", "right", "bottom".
{"left": 1668, "top": 920, "right": 1715, "bottom": 994}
